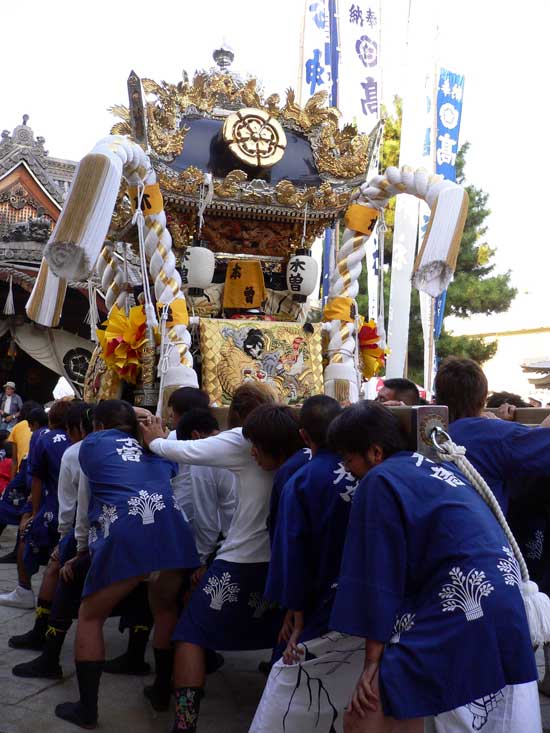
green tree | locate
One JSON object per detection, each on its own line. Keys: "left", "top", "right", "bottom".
{"left": 356, "top": 98, "right": 516, "bottom": 384}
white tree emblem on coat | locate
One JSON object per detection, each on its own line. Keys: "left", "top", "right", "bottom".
{"left": 203, "top": 572, "right": 239, "bottom": 611}
{"left": 333, "top": 463, "right": 358, "bottom": 502}
{"left": 497, "top": 546, "right": 522, "bottom": 587}
{"left": 439, "top": 567, "right": 494, "bottom": 621}
{"left": 248, "top": 592, "right": 278, "bottom": 619}
{"left": 128, "top": 490, "right": 165, "bottom": 525}
{"left": 525, "top": 530, "right": 544, "bottom": 561}
{"left": 390, "top": 613, "right": 416, "bottom": 644}
{"left": 52, "top": 434, "right": 67, "bottom": 443}
{"left": 99, "top": 505, "right": 118, "bottom": 537}
{"left": 89, "top": 526, "right": 98, "bottom": 544}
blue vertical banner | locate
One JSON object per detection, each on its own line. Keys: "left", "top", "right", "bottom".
{"left": 302, "top": 1, "right": 333, "bottom": 100}
{"left": 434, "top": 68, "right": 465, "bottom": 338}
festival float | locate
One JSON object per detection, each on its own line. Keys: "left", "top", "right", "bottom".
{"left": 25, "top": 46, "right": 469, "bottom": 414}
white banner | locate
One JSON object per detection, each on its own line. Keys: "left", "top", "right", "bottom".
{"left": 418, "top": 70, "right": 436, "bottom": 396}
{"left": 385, "top": 0, "right": 437, "bottom": 378}
{"left": 338, "top": 0, "right": 381, "bottom": 132}
{"left": 299, "top": 1, "right": 332, "bottom": 105}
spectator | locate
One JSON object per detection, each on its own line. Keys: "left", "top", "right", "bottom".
{"left": 0, "top": 382, "right": 23, "bottom": 431}
{"left": 0, "top": 443, "right": 12, "bottom": 494}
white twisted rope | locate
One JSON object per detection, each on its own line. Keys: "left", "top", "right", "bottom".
{"left": 324, "top": 165, "right": 466, "bottom": 394}
{"left": 438, "top": 437, "right": 529, "bottom": 582}
{"left": 97, "top": 243, "right": 130, "bottom": 314}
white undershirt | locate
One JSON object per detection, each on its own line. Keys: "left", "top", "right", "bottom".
{"left": 150, "top": 428, "right": 273, "bottom": 564}
{"left": 4, "top": 396, "right": 12, "bottom": 415}
{"left": 57, "top": 440, "right": 82, "bottom": 538}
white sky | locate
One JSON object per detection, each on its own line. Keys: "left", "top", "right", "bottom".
{"left": 2, "top": 0, "right": 549, "bottom": 337}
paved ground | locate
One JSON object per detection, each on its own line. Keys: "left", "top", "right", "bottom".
{"left": 1, "top": 525, "right": 550, "bottom": 732}
{"left": 0, "top": 529, "right": 266, "bottom": 733}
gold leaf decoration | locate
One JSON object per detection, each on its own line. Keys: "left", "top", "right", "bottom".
{"left": 214, "top": 170, "right": 248, "bottom": 198}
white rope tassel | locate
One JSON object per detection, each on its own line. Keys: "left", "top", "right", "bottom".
{"left": 85, "top": 280, "right": 99, "bottom": 342}
{"left": 133, "top": 182, "right": 158, "bottom": 331}
{"left": 3, "top": 275, "right": 15, "bottom": 315}
{"left": 438, "top": 436, "right": 550, "bottom": 646}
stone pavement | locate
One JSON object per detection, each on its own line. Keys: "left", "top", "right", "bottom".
{"left": 0, "top": 529, "right": 265, "bottom": 733}
{"left": 1, "top": 524, "right": 550, "bottom": 732}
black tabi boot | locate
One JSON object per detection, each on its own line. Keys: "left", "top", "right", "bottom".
{"left": 172, "top": 687, "right": 203, "bottom": 733}
{"left": 8, "top": 598, "right": 52, "bottom": 649}
{"left": 104, "top": 624, "right": 151, "bottom": 676}
{"left": 55, "top": 660, "right": 104, "bottom": 729}
{"left": 12, "top": 625, "right": 67, "bottom": 679}
{"left": 204, "top": 648, "right": 225, "bottom": 675}
{"left": 143, "top": 647, "right": 174, "bottom": 712}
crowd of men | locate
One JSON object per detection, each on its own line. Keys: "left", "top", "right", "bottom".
{"left": 0, "top": 359, "right": 548, "bottom": 732}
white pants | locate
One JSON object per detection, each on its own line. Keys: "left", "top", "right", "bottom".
{"left": 250, "top": 632, "right": 365, "bottom": 733}
{"left": 425, "top": 681, "right": 542, "bottom": 733}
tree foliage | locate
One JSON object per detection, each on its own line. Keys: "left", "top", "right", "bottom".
{"left": 357, "top": 98, "right": 516, "bottom": 384}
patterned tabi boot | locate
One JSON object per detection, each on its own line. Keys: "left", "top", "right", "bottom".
{"left": 9, "top": 597, "right": 52, "bottom": 649}
{"left": 55, "top": 660, "right": 104, "bottom": 729}
{"left": 172, "top": 687, "right": 203, "bottom": 732}
{"left": 143, "top": 647, "right": 174, "bottom": 711}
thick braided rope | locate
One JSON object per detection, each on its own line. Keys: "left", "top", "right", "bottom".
{"left": 97, "top": 244, "right": 128, "bottom": 313}
{"left": 440, "top": 439, "right": 529, "bottom": 583}
{"left": 94, "top": 136, "right": 192, "bottom": 368}
{"left": 326, "top": 165, "right": 459, "bottom": 374}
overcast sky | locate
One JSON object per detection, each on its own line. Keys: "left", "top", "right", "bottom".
{"left": 3, "top": 0, "right": 549, "bottom": 335}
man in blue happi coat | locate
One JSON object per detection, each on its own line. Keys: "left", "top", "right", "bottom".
{"left": 265, "top": 395, "right": 357, "bottom": 659}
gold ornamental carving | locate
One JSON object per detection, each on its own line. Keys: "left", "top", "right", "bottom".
{"left": 223, "top": 108, "right": 287, "bottom": 168}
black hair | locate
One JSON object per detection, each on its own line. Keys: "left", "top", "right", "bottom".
{"left": 81, "top": 405, "right": 95, "bottom": 436}
{"left": 66, "top": 401, "right": 93, "bottom": 436}
{"left": 94, "top": 399, "right": 138, "bottom": 438}
{"left": 19, "top": 401, "right": 42, "bottom": 422}
{"left": 228, "top": 382, "right": 276, "bottom": 429}
{"left": 176, "top": 408, "right": 219, "bottom": 441}
{"left": 28, "top": 407, "right": 48, "bottom": 428}
{"left": 328, "top": 401, "right": 407, "bottom": 459}
{"left": 381, "top": 378, "right": 420, "bottom": 405}
{"left": 167, "top": 387, "right": 210, "bottom": 419}
{"left": 3, "top": 442, "right": 12, "bottom": 459}
{"left": 48, "top": 399, "right": 74, "bottom": 430}
{"left": 434, "top": 357, "right": 488, "bottom": 422}
{"left": 242, "top": 404, "right": 304, "bottom": 463}
{"left": 0, "top": 429, "right": 9, "bottom": 446}
{"left": 300, "top": 395, "right": 341, "bottom": 448}
{"left": 486, "top": 391, "right": 529, "bottom": 409}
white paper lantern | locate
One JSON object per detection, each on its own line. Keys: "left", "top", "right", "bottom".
{"left": 286, "top": 248, "right": 319, "bottom": 303}
{"left": 184, "top": 241, "right": 215, "bottom": 296}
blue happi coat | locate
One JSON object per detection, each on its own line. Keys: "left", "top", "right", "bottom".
{"left": 268, "top": 448, "right": 311, "bottom": 545}
{"left": 449, "top": 417, "right": 550, "bottom": 513}
{"left": 266, "top": 449, "right": 357, "bottom": 641}
{"left": 80, "top": 429, "right": 199, "bottom": 596}
{"left": 330, "top": 451, "right": 537, "bottom": 720}
{"left": 24, "top": 429, "right": 70, "bottom": 573}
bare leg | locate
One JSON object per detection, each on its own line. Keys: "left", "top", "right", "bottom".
{"left": 75, "top": 576, "right": 144, "bottom": 661}
{"left": 39, "top": 555, "right": 60, "bottom": 600}
{"left": 174, "top": 642, "right": 206, "bottom": 689}
{"left": 148, "top": 569, "right": 184, "bottom": 649}
{"left": 539, "top": 643, "right": 550, "bottom": 696}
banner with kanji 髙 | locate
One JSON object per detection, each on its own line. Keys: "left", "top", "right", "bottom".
{"left": 300, "top": 0, "right": 333, "bottom": 105}
{"left": 338, "top": 1, "right": 381, "bottom": 133}
{"left": 433, "top": 68, "right": 465, "bottom": 338}
{"left": 435, "top": 68, "right": 465, "bottom": 183}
